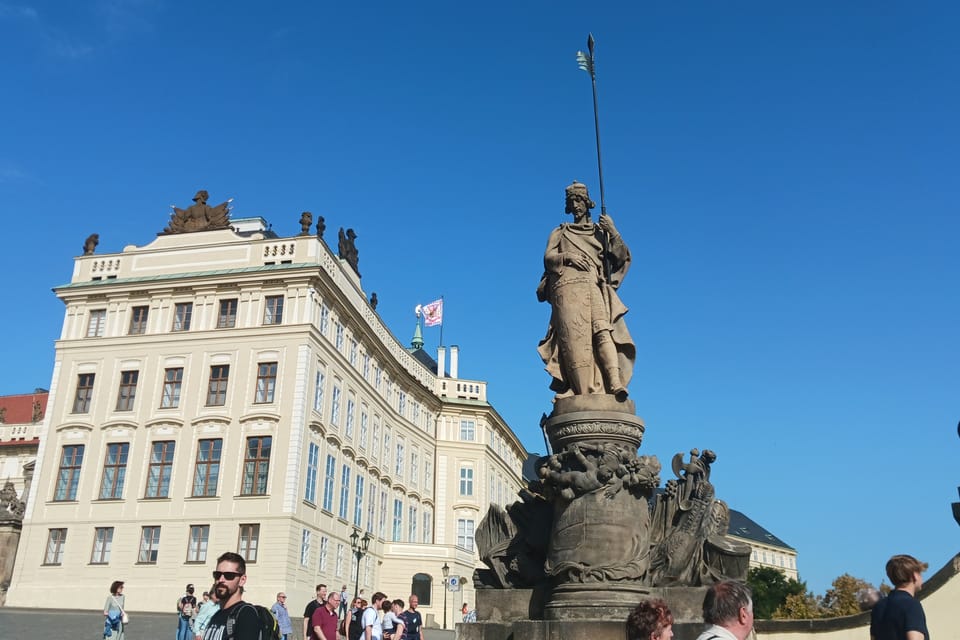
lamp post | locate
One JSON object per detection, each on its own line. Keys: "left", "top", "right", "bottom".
{"left": 441, "top": 562, "right": 450, "bottom": 630}
{"left": 349, "top": 527, "right": 373, "bottom": 601}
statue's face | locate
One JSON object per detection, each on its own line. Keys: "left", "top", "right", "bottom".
{"left": 566, "top": 194, "right": 589, "bottom": 218}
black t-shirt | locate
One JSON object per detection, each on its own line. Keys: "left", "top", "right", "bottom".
{"left": 202, "top": 601, "right": 260, "bottom": 640}
{"left": 400, "top": 610, "right": 422, "bottom": 639}
{"left": 303, "top": 599, "right": 325, "bottom": 639}
{"left": 870, "top": 590, "right": 929, "bottom": 640}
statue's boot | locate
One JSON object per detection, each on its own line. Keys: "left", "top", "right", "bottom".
{"left": 596, "top": 332, "right": 628, "bottom": 400}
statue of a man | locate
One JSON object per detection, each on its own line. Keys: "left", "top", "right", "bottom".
{"left": 537, "top": 181, "right": 634, "bottom": 400}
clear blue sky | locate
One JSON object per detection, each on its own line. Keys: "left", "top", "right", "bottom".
{"left": 2, "top": 1, "right": 957, "bottom": 597}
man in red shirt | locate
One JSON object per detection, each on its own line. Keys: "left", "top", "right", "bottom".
{"left": 312, "top": 591, "right": 341, "bottom": 640}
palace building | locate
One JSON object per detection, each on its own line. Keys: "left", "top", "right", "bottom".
{"left": 6, "top": 207, "right": 526, "bottom": 621}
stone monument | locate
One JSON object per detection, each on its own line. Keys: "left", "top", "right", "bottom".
{"left": 0, "top": 481, "right": 26, "bottom": 606}
{"left": 469, "top": 182, "right": 750, "bottom": 639}
{"left": 162, "top": 190, "right": 232, "bottom": 234}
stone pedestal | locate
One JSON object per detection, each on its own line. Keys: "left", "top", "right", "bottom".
{"left": 0, "top": 518, "right": 23, "bottom": 606}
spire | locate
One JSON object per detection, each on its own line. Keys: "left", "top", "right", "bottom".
{"left": 411, "top": 319, "right": 424, "bottom": 351}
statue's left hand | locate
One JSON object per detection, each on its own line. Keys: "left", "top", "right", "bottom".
{"left": 598, "top": 213, "right": 619, "bottom": 237}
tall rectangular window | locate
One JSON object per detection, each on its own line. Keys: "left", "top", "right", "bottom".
{"left": 338, "top": 464, "right": 351, "bottom": 519}
{"left": 91, "top": 527, "right": 113, "bottom": 564}
{"left": 345, "top": 398, "right": 355, "bottom": 438}
{"left": 187, "top": 525, "right": 209, "bottom": 563}
{"left": 379, "top": 491, "right": 387, "bottom": 539}
{"left": 383, "top": 429, "right": 391, "bottom": 467}
{"left": 138, "top": 526, "right": 161, "bottom": 563}
{"left": 395, "top": 439, "right": 404, "bottom": 477}
{"left": 456, "top": 518, "right": 475, "bottom": 551}
{"left": 423, "top": 510, "right": 432, "bottom": 544}
{"left": 242, "top": 437, "right": 271, "bottom": 495}
{"left": 217, "top": 298, "right": 238, "bottom": 328}
{"left": 87, "top": 309, "right": 106, "bottom": 337}
{"left": 99, "top": 443, "right": 129, "bottom": 499}
{"left": 54, "top": 445, "right": 84, "bottom": 501}
{"left": 115, "top": 370, "right": 139, "bottom": 411}
{"left": 146, "top": 441, "right": 175, "bottom": 498}
{"left": 73, "top": 373, "right": 95, "bottom": 413}
{"left": 335, "top": 322, "right": 344, "bottom": 350}
{"left": 161, "top": 367, "right": 183, "bottom": 408}
{"left": 362, "top": 354, "right": 370, "bottom": 379}
{"left": 460, "top": 420, "right": 476, "bottom": 441}
{"left": 424, "top": 460, "right": 432, "bottom": 490}
{"left": 255, "top": 362, "right": 277, "bottom": 403}
{"left": 359, "top": 409, "right": 369, "bottom": 451}
{"left": 206, "top": 365, "right": 229, "bottom": 406}
{"left": 263, "top": 295, "right": 284, "bottom": 325}
{"left": 330, "top": 385, "right": 341, "bottom": 426}
{"left": 392, "top": 498, "right": 403, "bottom": 542}
{"left": 304, "top": 442, "right": 319, "bottom": 504}
{"left": 372, "top": 420, "right": 381, "bottom": 460}
{"left": 335, "top": 543, "right": 344, "bottom": 577}
{"left": 459, "top": 466, "right": 474, "bottom": 496}
{"left": 408, "top": 505, "right": 418, "bottom": 542}
{"left": 353, "top": 474, "right": 364, "bottom": 527}
{"left": 128, "top": 305, "right": 149, "bottom": 335}
{"left": 410, "top": 450, "right": 419, "bottom": 488}
{"left": 398, "top": 391, "right": 406, "bottom": 416}
{"left": 366, "top": 477, "right": 376, "bottom": 533}
{"left": 44, "top": 528, "right": 67, "bottom": 565}
{"left": 319, "top": 536, "right": 329, "bottom": 572}
{"left": 193, "top": 439, "right": 222, "bottom": 497}
{"left": 238, "top": 523, "right": 259, "bottom": 562}
{"left": 349, "top": 339, "right": 358, "bottom": 366}
{"left": 173, "top": 302, "right": 193, "bottom": 331}
{"left": 322, "top": 453, "right": 336, "bottom": 512}
{"left": 320, "top": 304, "right": 330, "bottom": 335}
{"left": 313, "top": 367, "right": 326, "bottom": 412}
{"left": 300, "top": 529, "right": 311, "bottom": 567}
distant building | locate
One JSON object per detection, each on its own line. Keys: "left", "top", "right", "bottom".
{"left": 0, "top": 390, "right": 47, "bottom": 498}
{"left": 728, "top": 509, "right": 799, "bottom": 581}
{"left": 6, "top": 214, "right": 526, "bottom": 620}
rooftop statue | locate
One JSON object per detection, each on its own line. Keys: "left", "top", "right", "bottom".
{"left": 338, "top": 227, "right": 360, "bottom": 277}
{"left": 537, "top": 181, "right": 635, "bottom": 401}
{"left": 82, "top": 233, "right": 99, "bottom": 255}
{"left": 163, "top": 190, "right": 232, "bottom": 234}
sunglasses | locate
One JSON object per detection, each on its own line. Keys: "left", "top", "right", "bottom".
{"left": 212, "top": 571, "right": 243, "bottom": 581}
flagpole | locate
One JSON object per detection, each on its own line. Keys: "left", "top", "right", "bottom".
{"left": 438, "top": 295, "right": 444, "bottom": 348}
{"left": 577, "top": 33, "right": 612, "bottom": 279}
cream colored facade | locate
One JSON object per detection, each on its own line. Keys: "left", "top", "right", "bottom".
{"left": 739, "top": 537, "right": 799, "bottom": 582}
{"left": 6, "top": 219, "right": 526, "bottom": 623}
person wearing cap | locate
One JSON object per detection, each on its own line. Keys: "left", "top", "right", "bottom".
{"left": 870, "top": 554, "right": 929, "bottom": 640}
{"left": 537, "top": 180, "right": 634, "bottom": 401}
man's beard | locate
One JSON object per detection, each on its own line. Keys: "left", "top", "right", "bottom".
{"left": 215, "top": 584, "right": 231, "bottom": 600}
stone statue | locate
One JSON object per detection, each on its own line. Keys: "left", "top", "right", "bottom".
{"left": 370, "top": 292, "right": 378, "bottom": 310}
{"left": 0, "top": 481, "right": 25, "bottom": 522}
{"left": 83, "top": 233, "right": 99, "bottom": 255}
{"left": 646, "top": 449, "right": 751, "bottom": 586}
{"left": 537, "top": 181, "right": 635, "bottom": 401}
{"left": 316, "top": 216, "right": 326, "bottom": 240}
{"left": 31, "top": 401, "right": 41, "bottom": 423}
{"left": 299, "top": 211, "right": 313, "bottom": 235}
{"left": 163, "top": 190, "right": 232, "bottom": 234}
{"left": 0, "top": 407, "right": 6, "bottom": 423}
{"left": 338, "top": 227, "right": 360, "bottom": 277}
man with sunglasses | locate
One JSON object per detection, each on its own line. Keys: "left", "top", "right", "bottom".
{"left": 202, "top": 552, "right": 259, "bottom": 640}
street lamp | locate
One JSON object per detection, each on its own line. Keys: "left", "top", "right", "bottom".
{"left": 350, "top": 527, "right": 373, "bottom": 600}
{"left": 441, "top": 562, "right": 450, "bottom": 630}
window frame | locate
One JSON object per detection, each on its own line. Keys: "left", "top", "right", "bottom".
{"left": 206, "top": 365, "right": 230, "bottom": 406}
{"left": 98, "top": 442, "right": 129, "bottom": 500}
{"left": 160, "top": 367, "right": 184, "bottom": 409}
{"left": 263, "top": 295, "right": 284, "bottom": 325}
{"left": 128, "top": 305, "right": 149, "bottom": 335}
{"left": 91, "top": 526, "right": 113, "bottom": 564}
{"left": 238, "top": 523, "right": 260, "bottom": 563}
{"left": 86, "top": 309, "right": 106, "bottom": 337}
{"left": 217, "top": 298, "right": 238, "bottom": 329}
{"left": 145, "top": 440, "right": 176, "bottom": 498}
{"left": 173, "top": 302, "right": 193, "bottom": 332}
{"left": 72, "top": 373, "right": 95, "bottom": 414}
{"left": 54, "top": 444, "right": 84, "bottom": 501}
{"left": 192, "top": 438, "right": 222, "bottom": 497}
{"left": 115, "top": 370, "right": 139, "bottom": 411}
{"left": 138, "top": 525, "right": 161, "bottom": 564}
{"left": 241, "top": 436, "right": 272, "bottom": 496}
{"left": 254, "top": 362, "right": 278, "bottom": 403}
{"left": 186, "top": 524, "right": 210, "bottom": 563}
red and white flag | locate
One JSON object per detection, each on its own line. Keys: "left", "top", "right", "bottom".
{"left": 421, "top": 299, "right": 443, "bottom": 327}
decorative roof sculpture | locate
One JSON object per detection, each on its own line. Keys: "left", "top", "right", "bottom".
{"left": 163, "top": 190, "right": 232, "bottom": 234}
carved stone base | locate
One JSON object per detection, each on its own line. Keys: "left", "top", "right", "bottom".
{"left": 544, "top": 582, "right": 651, "bottom": 620}
{"left": 543, "top": 408, "right": 645, "bottom": 452}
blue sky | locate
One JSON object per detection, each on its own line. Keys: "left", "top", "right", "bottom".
{"left": 2, "top": 1, "right": 958, "bottom": 597}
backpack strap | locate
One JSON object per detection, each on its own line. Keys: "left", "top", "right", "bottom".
{"left": 226, "top": 602, "right": 255, "bottom": 640}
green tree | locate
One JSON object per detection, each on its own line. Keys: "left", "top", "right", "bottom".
{"left": 746, "top": 566, "right": 807, "bottom": 619}
{"left": 774, "top": 592, "right": 822, "bottom": 620}
{"left": 821, "top": 574, "right": 874, "bottom": 617}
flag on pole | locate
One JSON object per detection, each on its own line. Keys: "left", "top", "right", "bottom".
{"left": 421, "top": 299, "right": 443, "bottom": 327}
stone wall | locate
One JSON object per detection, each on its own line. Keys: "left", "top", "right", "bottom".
{"left": 0, "top": 520, "right": 23, "bottom": 606}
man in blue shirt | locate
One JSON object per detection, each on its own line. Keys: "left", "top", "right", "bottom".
{"left": 870, "top": 554, "right": 929, "bottom": 640}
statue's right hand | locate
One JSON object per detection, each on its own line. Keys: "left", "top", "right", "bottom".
{"left": 565, "top": 253, "right": 590, "bottom": 271}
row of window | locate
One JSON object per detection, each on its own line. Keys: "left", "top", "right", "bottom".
{"left": 85, "top": 296, "right": 285, "bottom": 338}
{"left": 304, "top": 442, "right": 434, "bottom": 545}
{"left": 44, "top": 523, "right": 260, "bottom": 566}
{"left": 54, "top": 438, "right": 269, "bottom": 501}
{"left": 751, "top": 549, "right": 796, "bottom": 569}
{"left": 71, "top": 362, "right": 278, "bottom": 415}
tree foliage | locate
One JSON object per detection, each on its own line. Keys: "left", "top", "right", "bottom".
{"left": 746, "top": 566, "right": 807, "bottom": 619}
{"left": 821, "top": 573, "right": 874, "bottom": 617}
